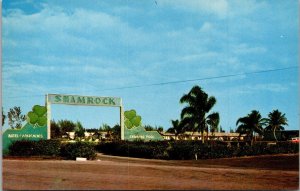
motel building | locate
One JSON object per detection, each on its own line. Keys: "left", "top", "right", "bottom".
{"left": 64, "top": 131, "right": 110, "bottom": 142}
{"left": 161, "top": 132, "right": 247, "bottom": 141}
{"left": 64, "top": 131, "right": 246, "bottom": 142}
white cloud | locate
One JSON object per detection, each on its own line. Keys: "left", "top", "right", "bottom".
{"left": 3, "top": 62, "right": 54, "bottom": 76}
{"left": 236, "top": 83, "right": 289, "bottom": 94}
{"left": 2, "top": 1, "right": 295, "bottom": 93}
{"left": 3, "top": 60, "right": 134, "bottom": 82}
{"left": 2, "top": 4, "right": 270, "bottom": 97}
{"left": 231, "top": 43, "right": 267, "bottom": 55}
{"left": 199, "top": 22, "right": 213, "bottom": 32}
{"left": 160, "top": 0, "right": 229, "bottom": 18}
{"left": 3, "top": 6, "right": 121, "bottom": 35}
{"left": 158, "top": 0, "right": 268, "bottom": 20}
{"left": 228, "top": 0, "right": 268, "bottom": 17}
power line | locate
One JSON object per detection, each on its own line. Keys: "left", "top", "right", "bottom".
{"left": 98, "top": 65, "right": 298, "bottom": 91}
{"left": 5, "top": 65, "right": 298, "bottom": 99}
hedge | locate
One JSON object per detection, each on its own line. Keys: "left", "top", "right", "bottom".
{"left": 96, "top": 140, "right": 299, "bottom": 160}
{"left": 8, "top": 140, "right": 96, "bottom": 160}
{"left": 8, "top": 140, "right": 61, "bottom": 157}
{"left": 96, "top": 141, "right": 169, "bottom": 159}
{"left": 7, "top": 140, "right": 299, "bottom": 160}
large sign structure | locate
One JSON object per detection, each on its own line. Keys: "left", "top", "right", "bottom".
{"left": 46, "top": 94, "right": 125, "bottom": 140}
{"left": 3, "top": 94, "right": 163, "bottom": 152}
{"left": 46, "top": 94, "right": 163, "bottom": 141}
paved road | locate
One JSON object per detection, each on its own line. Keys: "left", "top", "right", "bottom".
{"left": 3, "top": 154, "right": 299, "bottom": 190}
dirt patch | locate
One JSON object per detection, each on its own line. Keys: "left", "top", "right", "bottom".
{"left": 3, "top": 154, "right": 299, "bottom": 190}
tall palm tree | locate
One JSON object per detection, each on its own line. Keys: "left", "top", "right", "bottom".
{"left": 180, "top": 85, "right": 220, "bottom": 143}
{"left": 264, "top": 109, "right": 288, "bottom": 142}
{"left": 167, "top": 119, "right": 185, "bottom": 140}
{"left": 236, "top": 110, "right": 265, "bottom": 145}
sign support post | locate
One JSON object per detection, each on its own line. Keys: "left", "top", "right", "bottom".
{"left": 45, "top": 94, "right": 51, "bottom": 139}
{"left": 120, "top": 105, "right": 124, "bottom": 140}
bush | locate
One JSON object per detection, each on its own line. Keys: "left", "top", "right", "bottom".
{"left": 128, "top": 141, "right": 169, "bottom": 159}
{"left": 96, "top": 141, "right": 128, "bottom": 156}
{"left": 96, "top": 141, "right": 169, "bottom": 159}
{"left": 8, "top": 140, "right": 96, "bottom": 160}
{"left": 96, "top": 140, "right": 299, "bottom": 160}
{"left": 167, "top": 141, "right": 235, "bottom": 160}
{"left": 8, "top": 140, "right": 61, "bottom": 157}
{"left": 9, "top": 140, "right": 36, "bottom": 156}
{"left": 60, "top": 142, "right": 96, "bottom": 160}
{"left": 168, "top": 141, "right": 197, "bottom": 160}
{"left": 276, "top": 142, "right": 299, "bottom": 153}
{"left": 34, "top": 139, "right": 61, "bottom": 156}
{"left": 7, "top": 140, "right": 299, "bottom": 160}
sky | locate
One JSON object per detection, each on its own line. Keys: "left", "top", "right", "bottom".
{"left": 2, "top": 0, "right": 299, "bottom": 131}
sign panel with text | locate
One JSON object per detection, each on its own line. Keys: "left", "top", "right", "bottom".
{"left": 124, "top": 109, "right": 163, "bottom": 141}
{"left": 47, "top": 94, "right": 122, "bottom": 107}
{"left": 3, "top": 105, "right": 48, "bottom": 153}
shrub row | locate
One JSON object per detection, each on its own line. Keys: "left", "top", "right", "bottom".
{"left": 96, "top": 141, "right": 299, "bottom": 160}
{"left": 8, "top": 140, "right": 96, "bottom": 160}
{"left": 95, "top": 141, "right": 169, "bottom": 159}
{"left": 8, "top": 140, "right": 299, "bottom": 160}
{"left": 8, "top": 140, "right": 61, "bottom": 157}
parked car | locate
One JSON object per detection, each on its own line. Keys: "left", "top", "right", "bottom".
{"left": 288, "top": 137, "right": 299, "bottom": 143}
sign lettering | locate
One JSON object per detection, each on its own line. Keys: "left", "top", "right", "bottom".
{"left": 48, "top": 94, "right": 122, "bottom": 107}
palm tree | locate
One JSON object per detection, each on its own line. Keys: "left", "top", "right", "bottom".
{"left": 167, "top": 119, "right": 185, "bottom": 140}
{"left": 206, "top": 113, "right": 220, "bottom": 140}
{"left": 264, "top": 109, "right": 288, "bottom": 142}
{"left": 180, "top": 85, "right": 220, "bottom": 143}
{"left": 236, "top": 110, "right": 265, "bottom": 145}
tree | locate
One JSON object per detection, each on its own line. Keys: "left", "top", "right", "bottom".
{"left": 99, "top": 123, "right": 111, "bottom": 131}
{"left": 264, "top": 109, "right": 288, "bottom": 142}
{"left": 167, "top": 119, "right": 185, "bottom": 140}
{"left": 2, "top": 107, "right": 6, "bottom": 126}
{"left": 86, "top": 128, "right": 99, "bottom": 132}
{"left": 50, "top": 120, "right": 61, "bottom": 139}
{"left": 58, "top": 119, "right": 76, "bottom": 134}
{"left": 111, "top": 124, "right": 121, "bottom": 140}
{"left": 75, "top": 121, "right": 85, "bottom": 139}
{"left": 144, "top": 125, "right": 164, "bottom": 133}
{"left": 144, "top": 125, "right": 155, "bottom": 131}
{"left": 206, "top": 112, "right": 220, "bottom": 140}
{"left": 8, "top": 106, "right": 26, "bottom": 129}
{"left": 92, "top": 131, "right": 102, "bottom": 141}
{"left": 100, "top": 123, "right": 112, "bottom": 141}
{"left": 157, "top": 126, "right": 164, "bottom": 134}
{"left": 236, "top": 110, "right": 265, "bottom": 145}
{"left": 180, "top": 85, "right": 220, "bottom": 143}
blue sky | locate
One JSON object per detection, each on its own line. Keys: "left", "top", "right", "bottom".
{"left": 2, "top": 0, "right": 299, "bottom": 131}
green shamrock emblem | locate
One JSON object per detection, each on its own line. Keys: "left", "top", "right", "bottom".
{"left": 27, "top": 105, "right": 47, "bottom": 127}
{"left": 124, "top": 109, "right": 142, "bottom": 129}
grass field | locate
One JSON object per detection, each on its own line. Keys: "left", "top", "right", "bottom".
{"left": 3, "top": 153, "right": 299, "bottom": 190}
